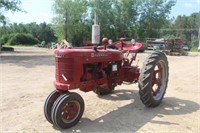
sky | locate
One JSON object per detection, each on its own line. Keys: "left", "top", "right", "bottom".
{"left": 4, "top": 0, "right": 200, "bottom": 24}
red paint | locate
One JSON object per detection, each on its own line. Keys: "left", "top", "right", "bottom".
{"left": 151, "top": 63, "right": 163, "bottom": 96}
{"left": 54, "top": 38, "right": 141, "bottom": 93}
{"left": 61, "top": 101, "right": 79, "bottom": 121}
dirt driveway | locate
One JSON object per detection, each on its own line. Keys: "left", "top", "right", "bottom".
{"left": 0, "top": 47, "right": 200, "bottom": 133}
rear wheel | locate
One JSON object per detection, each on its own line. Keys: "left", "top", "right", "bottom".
{"left": 138, "top": 51, "right": 169, "bottom": 107}
{"left": 51, "top": 92, "right": 84, "bottom": 129}
{"left": 44, "top": 90, "right": 60, "bottom": 124}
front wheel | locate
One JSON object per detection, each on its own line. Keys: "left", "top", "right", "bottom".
{"left": 51, "top": 92, "right": 85, "bottom": 129}
{"left": 44, "top": 90, "right": 60, "bottom": 124}
{"left": 138, "top": 51, "right": 169, "bottom": 107}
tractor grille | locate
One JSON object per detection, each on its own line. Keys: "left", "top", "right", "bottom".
{"left": 55, "top": 58, "right": 74, "bottom": 82}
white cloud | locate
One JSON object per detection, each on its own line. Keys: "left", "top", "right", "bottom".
{"left": 184, "top": 3, "right": 193, "bottom": 8}
{"left": 183, "top": 0, "right": 200, "bottom": 8}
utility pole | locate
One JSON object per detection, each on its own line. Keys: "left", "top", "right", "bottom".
{"left": 0, "top": 41, "right": 1, "bottom": 52}
{"left": 198, "top": 26, "right": 200, "bottom": 52}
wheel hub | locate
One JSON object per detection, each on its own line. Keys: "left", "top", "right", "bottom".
{"left": 61, "top": 101, "right": 80, "bottom": 123}
{"left": 152, "top": 60, "right": 166, "bottom": 100}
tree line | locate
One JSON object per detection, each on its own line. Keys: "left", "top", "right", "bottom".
{"left": 0, "top": 22, "right": 57, "bottom": 45}
{"left": 162, "top": 12, "right": 200, "bottom": 48}
{"left": 0, "top": 0, "right": 200, "bottom": 48}
{"left": 52, "top": 0, "right": 177, "bottom": 46}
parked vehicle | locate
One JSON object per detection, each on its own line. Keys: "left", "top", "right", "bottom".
{"left": 182, "top": 45, "right": 190, "bottom": 51}
{"left": 146, "top": 38, "right": 166, "bottom": 50}
{"left": 44, "top": 37, "right": 169, "bottom": 129}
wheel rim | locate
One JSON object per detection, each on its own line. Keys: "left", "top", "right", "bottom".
{"left": 61, "top": 100, "right": 80, "bottom": 123}
{"left": 152, "top": 60, "right": 167, "bottom": 100}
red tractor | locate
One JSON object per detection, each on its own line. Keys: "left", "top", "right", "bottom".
{"left": 44, "top": 38, "right": 169, "bottom": 129}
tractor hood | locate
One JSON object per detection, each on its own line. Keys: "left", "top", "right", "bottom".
{"left": 54, "top": 48, "right": 123, "bottom": 63}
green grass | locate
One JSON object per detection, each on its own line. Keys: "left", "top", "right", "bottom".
{"left": 3, "top": 44, "right": 38, "bottom": 48}
{"left": 188, "top": 52, "right": 199, "bottom": 56}
{"left": 188, "top": 47, "right": 200, "bottom": 56}
{"left": 190, "top": 47, "right": 198, "bottom": 52}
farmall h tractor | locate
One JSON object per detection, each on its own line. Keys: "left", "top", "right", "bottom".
{"left": 44, "top": 38, "right": 169, "bottom": 129}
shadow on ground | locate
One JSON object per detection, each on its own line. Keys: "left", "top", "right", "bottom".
{"left": 52, "top": 89, "right": 200, "bottom": 133}
{"left": 1, "top": 55, "right": 54, "bottom": 68}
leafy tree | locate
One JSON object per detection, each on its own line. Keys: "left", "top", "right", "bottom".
{"left": 52, "top": 0, "right": 176, "bottom": 44}
{"left": 37, "top": 22, "right": 57, "bottom": 43}
{"left": 137, "top": 0, "right": 176, "bottom": 40}
{"left": 52, "top": 0, "right": 89, "bottom": 46}
{"left": 0, "top": 22, "right": 57, "bottom": 45}
{"left": 26, "top": 22, "right": 40, "bottom": 39}
{"left": 90, "top": 0, "right": 115, "bottom": 39}
{"left": 112, "top": 0, "right": 141, "bottom": 39}
{"left": 0, "top": 0, "right": 22, "bottom": 25}
{"left": 171, "top": 12, "right": 200, "bottom": 46}
{"left": 8, "top": 33, "right": 39, "bottom": 45}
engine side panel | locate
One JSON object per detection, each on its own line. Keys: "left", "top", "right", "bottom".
{"left": 54, "top": 48, "right": 124, "bottom": 91}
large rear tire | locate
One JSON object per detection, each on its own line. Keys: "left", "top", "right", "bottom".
{"left": 51, "top": 92, "right": 84, "bottom": 129}
{"left": 138, "top": 51, "right": 169, "bottom": 107}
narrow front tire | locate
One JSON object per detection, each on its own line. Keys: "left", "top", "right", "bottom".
{"left": 51, "top": 92, "right": 85, "bottom": 129}
{"left": 44, "top": 90, "right": 60, "bottom": 124}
